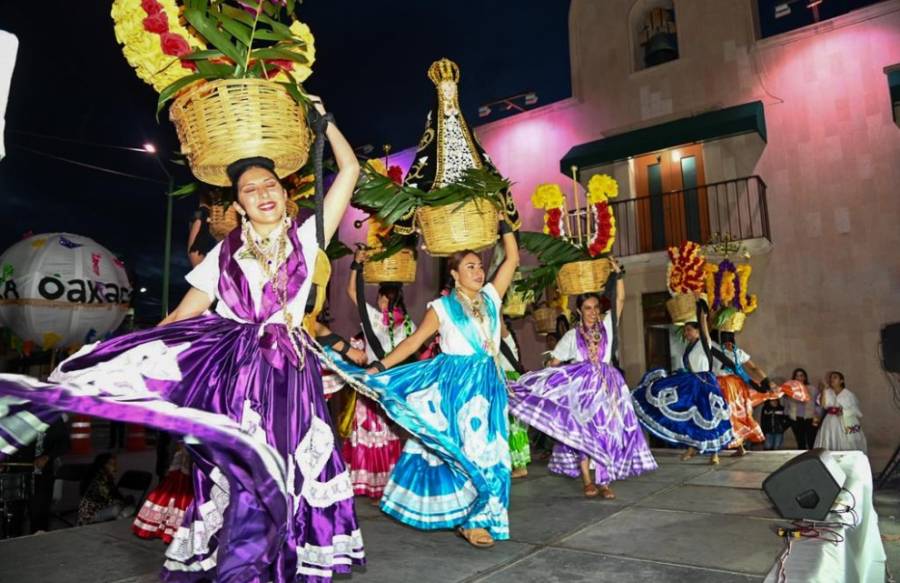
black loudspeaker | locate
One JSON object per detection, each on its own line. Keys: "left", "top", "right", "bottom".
{"left": 762, "top": 449, "right": 846, "bottom": 521}
{"left": 882, "top": 323, "right": 900, "bottom": 373}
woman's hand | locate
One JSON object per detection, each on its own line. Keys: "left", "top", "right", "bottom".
{"left": 365, "top": 366, "right": 379, "bottom": 375}
{"left": 347, "top": 347, "right": 367, "bottom": 366}
{"left": 307, "top": 94, "right": 327, "bottom": 116}
{"left": 609, "top": 256, "right": 622, "bottom": 274}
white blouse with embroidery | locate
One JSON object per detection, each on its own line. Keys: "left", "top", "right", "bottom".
{"left": 550, "top": 312, "right": 613, "bottom": 365}
{"left": 184, "top": 217, "right": 320, "bottom": 326}
{"left": 427, "top": 284, "right": 502, "bottom": 356}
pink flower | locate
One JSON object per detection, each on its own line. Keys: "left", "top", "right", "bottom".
{"left": 141, "top": 0, "right": 163, "bottom": 15}
{"left": 160, "top": 32, "right": 191, "bottom": 57}
{"left": 142, "top": 12, "right": 169, "bottom": 34}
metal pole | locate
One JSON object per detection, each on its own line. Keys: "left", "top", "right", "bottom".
{"left": 162, "top": 177, "right": 174, "bottom": 318}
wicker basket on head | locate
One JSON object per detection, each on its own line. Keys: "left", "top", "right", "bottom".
{"left": 666, "top": 292, "right": 700, "bottom": 324}
{"left": 556, "top": 258, "right": 612, "bottom": 296}
{"left": 416, "top": 200, "right": 498, "bottom": 256}
{"left": 363, "top": 248, "right": 417, "bottom": 284}
{"left": 170, "top": 79, "right": 313, "bottom": 186}
{"left": 533, "top": 306, "right": 559, "bottom": 335}
{"left": 208, "top": 198, "right": 300, "bottom": 241}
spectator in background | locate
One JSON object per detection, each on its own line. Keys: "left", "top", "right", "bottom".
{"left": 77, "top": 453, "right": 134, "bottom": 525}
{"left": 784, "top": 368, "right": 820, "bottom": 449}
{"left": 187, "top": 190, "right": 218, "bottom": 268}
{"left": 760, "top": 396, "right": 788, "bottom": 450}
{"left": 30, "top": 416, "right": 70, "bottom": 533}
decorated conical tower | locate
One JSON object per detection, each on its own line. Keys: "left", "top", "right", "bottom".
{"left": 394, "top": 58, "right": 520, "bottom": 235}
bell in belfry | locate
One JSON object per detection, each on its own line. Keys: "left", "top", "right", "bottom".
{"left": 640, "top": 7, "right": 679, "bottom": 68}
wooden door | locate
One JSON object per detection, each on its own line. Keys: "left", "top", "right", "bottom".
{"left": 634, "top": 145, "right": 709, "bottom": 253}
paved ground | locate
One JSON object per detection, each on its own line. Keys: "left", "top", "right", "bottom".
{"left": 1, "top": 450, "right": 896, "bottom": 583}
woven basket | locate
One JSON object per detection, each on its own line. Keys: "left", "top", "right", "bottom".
{"left": 170, "top": 79, "right": 313, "bottom": 186}
{"left": 556, "top": 259, "right": 612, "bottom": 296}
{"left": 533, "top": 306, "right": 558, "bottom": 334}
{"left": 717, "top": 311, "right": 746, "bottom": 333}
{"left": 208, "top": 198, "right": 300, "bottom": 241}
{"left": 416, "top": 200, "right": 498, "bottom": 256}
{"left": 666, "top": 292, "right": 699, "bottom": 324}
{"left": 363, "top": 248, "right": 417, "bottom": 284}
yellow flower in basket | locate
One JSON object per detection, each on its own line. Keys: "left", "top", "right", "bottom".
{"left": 531, "top": 183, "right": 565, "bottom": 210}
{"left": 270, "top": 21, "right": 316, "bottom": 84}
{"left": 736, "top": 264, "right": 759, "bottom": 314}
{"left": 720, "top": 271, "right": 736, "bottom": 304}
{"left": 587, "top": 174, "right": 618, "bottom": 204}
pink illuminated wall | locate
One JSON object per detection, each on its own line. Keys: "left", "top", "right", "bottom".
{"left": 328, "top": 0, "right": 900, "bottom": 454}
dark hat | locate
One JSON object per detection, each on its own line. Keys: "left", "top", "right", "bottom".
{"left": 226, "top": 157, "right": 276, "bottom": 186}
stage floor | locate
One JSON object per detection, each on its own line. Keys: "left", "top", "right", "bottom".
{"left": 1, "top": 450, "right": 897, "bottom": 583}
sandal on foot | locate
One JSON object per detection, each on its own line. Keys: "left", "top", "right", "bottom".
{"left": 598, "top": 485, "right": 616, "bottom": 500}
{"left": 457, "top": 527, "right": 494, "bottom": 549}
{"left": 583, "top": 483, "right": 600, "bottom": 497}
{"left": 680, "top": 448, "right": 697, "bottom": 461}
{"left": 710, "top": 453, "right": 720, "bottom": 465}
{"left": 511, "top": 467, "right": 528, "bottom": 479}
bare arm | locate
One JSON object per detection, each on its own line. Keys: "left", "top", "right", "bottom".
{"left": 347, "top": 249, "right": 364, "bottom": 306}
{"left": 615, "top": 274, "right": 625, "bottom": 321}
{"left": 743, "top": 359, "right": 767, "bottom": 384}
{"left": 187, "top": 219, "right": 204, "bottom": 267}
{"left": 158, "top": 288, "right": 212, "bottom": 327}
{"left": 309, "top": 98, "right": 360, "bottom": 245}
{"left": 490, "top": 230, "right": 520, "bottom": 298}
{"left": 371, "top": 308, "right": 440, "bottom": 370}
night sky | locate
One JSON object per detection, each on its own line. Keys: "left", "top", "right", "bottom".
{"left": 0, "top": 1, "right": 571, "bottom": 322}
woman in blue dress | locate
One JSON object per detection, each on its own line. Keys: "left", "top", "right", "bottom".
{"left": 631, "top": 304, "right": 733, "bottom": 465}
{"left": 347, "top": 220, "right": 518, "bottom": 549}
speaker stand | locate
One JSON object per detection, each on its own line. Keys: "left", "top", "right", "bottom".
{"left": 876, "top": 442, "right": 900, "bottom": 490}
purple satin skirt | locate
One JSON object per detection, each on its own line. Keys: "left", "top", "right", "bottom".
{"left": 509, "top": 361, "right": 657, "bottom": 485}
{"left": 0, "top": 314, "right": 363, "bottom": 582}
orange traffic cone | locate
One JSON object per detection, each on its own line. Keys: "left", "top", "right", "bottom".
{"left": 70, "top": 415, "right": 92, "bottom": 455}
{"left": 125, "top": 424, "right": 149, "bottom": 451}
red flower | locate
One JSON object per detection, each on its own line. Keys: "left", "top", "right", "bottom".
{"left": 160, "top": 32, "right": 191, "bottom": 57}
{"left": 142, "top": 12, "right": 169, "bottom": 34}
{"left": 388, "top": 166, "right": 403, "bottom": 184}
{"left": 180, "top": 59, "right": 197, "bottom": 71}
{"left": 268, "top": 59, "right": 294, "bottom": 73}
{"left": 547, "top": 208, "right": 562, "bottom": 220}
{"left": 141, "top": 0, "right": 163, "bottom": 15}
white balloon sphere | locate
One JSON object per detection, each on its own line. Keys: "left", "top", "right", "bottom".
{"left": 0, "top": 233, "right": 132, "bottom": 350}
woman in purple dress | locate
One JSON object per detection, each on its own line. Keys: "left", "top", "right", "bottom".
{"left": 0, "top": 98, "right": 365, "bottom": 582}
{"left": 509, "top": 264, "right": 656, "bottom": 498}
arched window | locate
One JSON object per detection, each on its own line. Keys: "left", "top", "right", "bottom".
{"left": 630, "top": 0, "right": 679, "bottom": 72}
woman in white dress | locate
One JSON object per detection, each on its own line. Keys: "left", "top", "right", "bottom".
{"left": 814, "top": 371, "right": 867, "bottom": 453}
{"left": 342, "top": 253, "right": 413, "bottom": 499}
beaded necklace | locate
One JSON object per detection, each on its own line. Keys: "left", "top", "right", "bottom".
{"left": 242, "top": 214, "right": 306, "bottom": 368}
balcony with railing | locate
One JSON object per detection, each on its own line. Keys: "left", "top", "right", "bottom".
{"left": 571, "top": 175, "right": 770, "bottom": 258}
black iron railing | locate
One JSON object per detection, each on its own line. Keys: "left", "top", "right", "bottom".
{"left": 569, "top": 175, "right": 770, "bottom": 257}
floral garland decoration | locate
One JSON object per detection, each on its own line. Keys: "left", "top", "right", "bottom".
{"left": 111, "top": 0, "right": 207, "bottom": 93}
{"left": 586, "top": 174, "right": 618, "bottom": 257}
{"left": 666, "top": 241, "right": 706, "bottom": 295}
{"left": 531, "top": 183, "right": 566, "bottom": 238}
{"left": 704, "top": 259, "right": 758, "bottom": 314}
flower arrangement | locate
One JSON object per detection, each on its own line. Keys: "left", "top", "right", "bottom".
{"left": 586, "top": 174, "right": 618, "bottom": 257}
{"left": 704, "top": 258, "right": 758, "bottom": 332}
{"left": 531, "top": 184, "right": 566, "bottom": 238}
{"left": 111, "top": 0, "right": 316, "bottom": 110}
{"left": 516, "top": 174, "right": 620, "bottom": 297}
{"left": 666, "top": 241, "right": 706, "bottom": 295}
{"left": 111, "top": 0, "right": 207, "bottom": 92}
